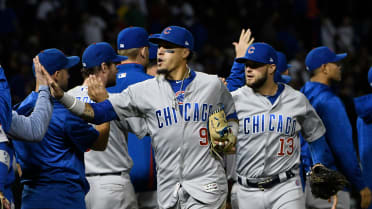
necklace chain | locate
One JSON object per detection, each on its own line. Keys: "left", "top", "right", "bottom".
{"left": 173, "top": 68, "right": 190, "bottom": 110}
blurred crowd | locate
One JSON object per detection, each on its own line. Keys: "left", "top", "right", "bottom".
{"left": 1, "top": 0, "right": 372, "bottom": 104}
{"left": 2, "top": 0, "right": 372, "bottom": 208}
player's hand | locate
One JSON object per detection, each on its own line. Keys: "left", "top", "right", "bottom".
{"left": 87, "top": 75, "right": 108, "bottom": 103}
{"left": 233, "top": 28, "right": 255, "bottom": 58}
{"left": 360, "top": 187, "right": 372, "bottom": 209}
{"left": 0, "top": 192, "right": 11, "bottom": 209}
{"left": 328, "top": 195, "right": 338, "bottom": 209}
{"left": 219, "top": 77, "right": 227, "bottom": 86}
{"left": 34, "top": 56, "right": 65, "bottom": 99}
{"left": 33, "top": 56, "right": 48, "bottom": 86}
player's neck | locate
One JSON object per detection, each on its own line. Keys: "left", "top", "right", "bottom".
{"left": 256, "top": 80, "right": 278, "bottom": 96}
{"left": 120, "top": 58, "right": 144, "bottom": 66}
{"left": 310, "top": 75, "right": 330, "bottom": 86}
{"left": 167, "top": 65, "right": 189, "bottom": 80}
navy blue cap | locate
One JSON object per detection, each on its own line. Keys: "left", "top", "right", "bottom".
{"left": 82, "top": 42, "right": 128, "bottom": 68}
{"left": 305, "top": 46, "right": 347, "bottom": 71}
{"left": 368, "top": 67, "right": 372, "bottom": 87}
{"left": 274, "top": 51, "right": 292, "bottom": 84}
{"left": 117, "top": 27, "right": 149, "bottom": 50}
{"left": 276, "top": 51, "right": 291, "bottom": 74}
{"left": 148, "top": 34, "right": 160, "bottom": 60}
{"left": 236, "top": 43, "right": 277, "bottom": 65}
{"left": 33, "top": 48, "right": 80, "bottom": 75}
{"left": 149, "top": 26, "right": 194, "bottom": 50}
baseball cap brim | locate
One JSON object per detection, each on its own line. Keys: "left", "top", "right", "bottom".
{"left": 149, "top": 36, "right": 186, "bottom": 49}
{"left": 235, "top": 56, "right": 266, "bottom": 64}
{"left": 64, "top": 56, "right": 80, "bottom": 69}
{"left": 111, "top": 55, "right": 128, "bottom": 63}
{"left": 332, "top": 53, "right": 347, "bottom": 63}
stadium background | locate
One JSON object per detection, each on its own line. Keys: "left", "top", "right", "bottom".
{"left": 1, "top": 0, "right": 372, "bottom": 208}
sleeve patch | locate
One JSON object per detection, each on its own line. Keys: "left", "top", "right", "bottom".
{"left": 0, "top": 150, "right": 10, "bottom": 168}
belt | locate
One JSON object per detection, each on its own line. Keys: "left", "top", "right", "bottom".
{"left": 238, "top": 170, "right": 295, "bottom": 190}
{"left": 86, "top": 171, "right": 123, "bottom": 177}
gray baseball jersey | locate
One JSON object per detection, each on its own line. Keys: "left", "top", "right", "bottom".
{"left": 108, "top": 71, "right": 237, "bottom": 208}
{"left": 231, "top": 84, "right": 325, "bottom": 178}
{"left": 68, "top": 86, "right": 146, "bottom": 174}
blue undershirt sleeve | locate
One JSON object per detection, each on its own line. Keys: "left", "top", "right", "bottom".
{"left": 226, "top": 61, "right": 245, "bottom": 92}
{"left": 308, "top": 136, "right": 337, "bottom": 170}
{"left": 91, "top": 100, "right": 118, "bottom": 124}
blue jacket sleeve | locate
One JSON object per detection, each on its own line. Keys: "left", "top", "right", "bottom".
{"left": 307, "top": 136, "right": 337, "bottom": 170}
{"left": 64, "top": 113, "right": 99, "bottom": 153}
{"left": 318, "top": 97, "right": 365, "bottom": 191}
{"left": 0, "top": 67, "right": 12, "bottom": 132}
{"left": 0, "top": 142, "right": 10, "bottom": 193}
{"left": 357, "top": 117, "right": 372, "bottom": 188}
{"left": 226, "top": 61, "right": 245, "bottom": 92}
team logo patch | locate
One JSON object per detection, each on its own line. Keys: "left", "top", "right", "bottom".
{"left": 118, "top": 73, "right": 127, "bottom": 78}
{"left": 248, "top": 46, "right": 255, "bottom": 54}
{"left": 163, "top": 27, "right": 172, "bottom": 34}
{"left": 175, "top": 91, "right": 185, "bottom": 104}
{"left": 185, "top": 41, "right": 189, "bottom": 46}
{"left": 295, "top": 179, "right": 300, "bottom": 186}
{"left": 120, "top": 44, "right": 125, "bottom": 48}
{"left": 203, "top": 182, "right": 219, "bottom": 192}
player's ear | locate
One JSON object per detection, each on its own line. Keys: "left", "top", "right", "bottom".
{"left": 268, "top": 64, "right": 276, "bottom": 75}
{"left": 182, "top": 48, "right": 190, "bottom": 59}
{"left": 101, "top": 62, "right": 107, "bottom": 73}
{"left": 140, "top": 47, "right": 148, "bottom": 59}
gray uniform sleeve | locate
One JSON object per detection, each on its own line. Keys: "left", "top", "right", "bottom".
{"left": 108, "top": 87, "right": 142, "bottom": 121}
{"left": 125, "top": 117, "right": 149, "bottom": 139}
{"left": 8, "top": 85, "right": 53, "bottom": 142}
{"left": 218, "top": 78, "right": 237, "bottom": 118}
{"left": 299, "top": 96, "right": 326, "bottom": 142}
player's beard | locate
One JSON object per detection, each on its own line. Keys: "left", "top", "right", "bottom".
{"left": 246, "top": 73, "right": 268, "bottom": 90}
{"left": 156, "top": 69, "right": 168, "bottom": 81}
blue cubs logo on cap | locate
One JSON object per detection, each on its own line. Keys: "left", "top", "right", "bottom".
{"left": 247, "top": 46, "right": 255, "bottom": 54}
{"left": 83, "top": 42, "right": 128, "bottom": 68}
{"left": 305, "top": 46, "right": 347, "bottom": 71}
{"left": 163, "top": 27, "right": 172, "bottom": 34}
{"left": 236, "top": 42, "right": 277, "bottom": 65}
{"left": 149, "top": 26, "right": 194, "bottom": 50}
{"left": 117, "top": 27, "right": 149, "bottom": 50}
{"left": 33, "top": 48, "right": 80, "bottom": 76}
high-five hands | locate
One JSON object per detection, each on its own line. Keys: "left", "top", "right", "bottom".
{"left": 233, "top": 28, "right": 255, "bottom": 58}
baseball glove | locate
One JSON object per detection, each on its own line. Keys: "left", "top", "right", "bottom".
{"left": 310, "top": 165, "right": 349, "bottom": 199}
{"left": 208, "top": 104, "right": 236, "bottom": 160}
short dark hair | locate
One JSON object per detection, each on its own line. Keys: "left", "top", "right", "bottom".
{"left": 81, "top": 61, "right": 114, "bottom": 79}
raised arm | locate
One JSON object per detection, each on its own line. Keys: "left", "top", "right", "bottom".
{"left": 226, "top": 28, "right": 254, "bottom": 91}
{"left": 7, "top": 57, "right": 54, "bottom": 142}
{"left": 8, "top": 86, "right": 52, "bottom": 142}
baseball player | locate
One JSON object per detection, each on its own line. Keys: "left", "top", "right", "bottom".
{"left": 47, "top": 25, "right": 239, "bottom": 209}
{"left": 301, "top": 46, "right": 372, "bottom": 209}
{"left": 11, "top": 48, "right": 111, "bottom": 209}
{"left": 227, "top": 41, "right": 337, "bottom": 209}
{"left": 355, "top": 67, "right": 372, "bottom": 209}
{"left": 112, "top": 28, "right": 158, "bottom": 208}
{"left": 68, "top": 41, "right": 141, "bottom": 209}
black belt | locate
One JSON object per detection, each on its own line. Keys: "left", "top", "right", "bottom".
{"left": 86, "top": 172, "right": 122, "bottom": 177}
{"left": 238, "top": 170, "right": 295, "bottom": 189}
